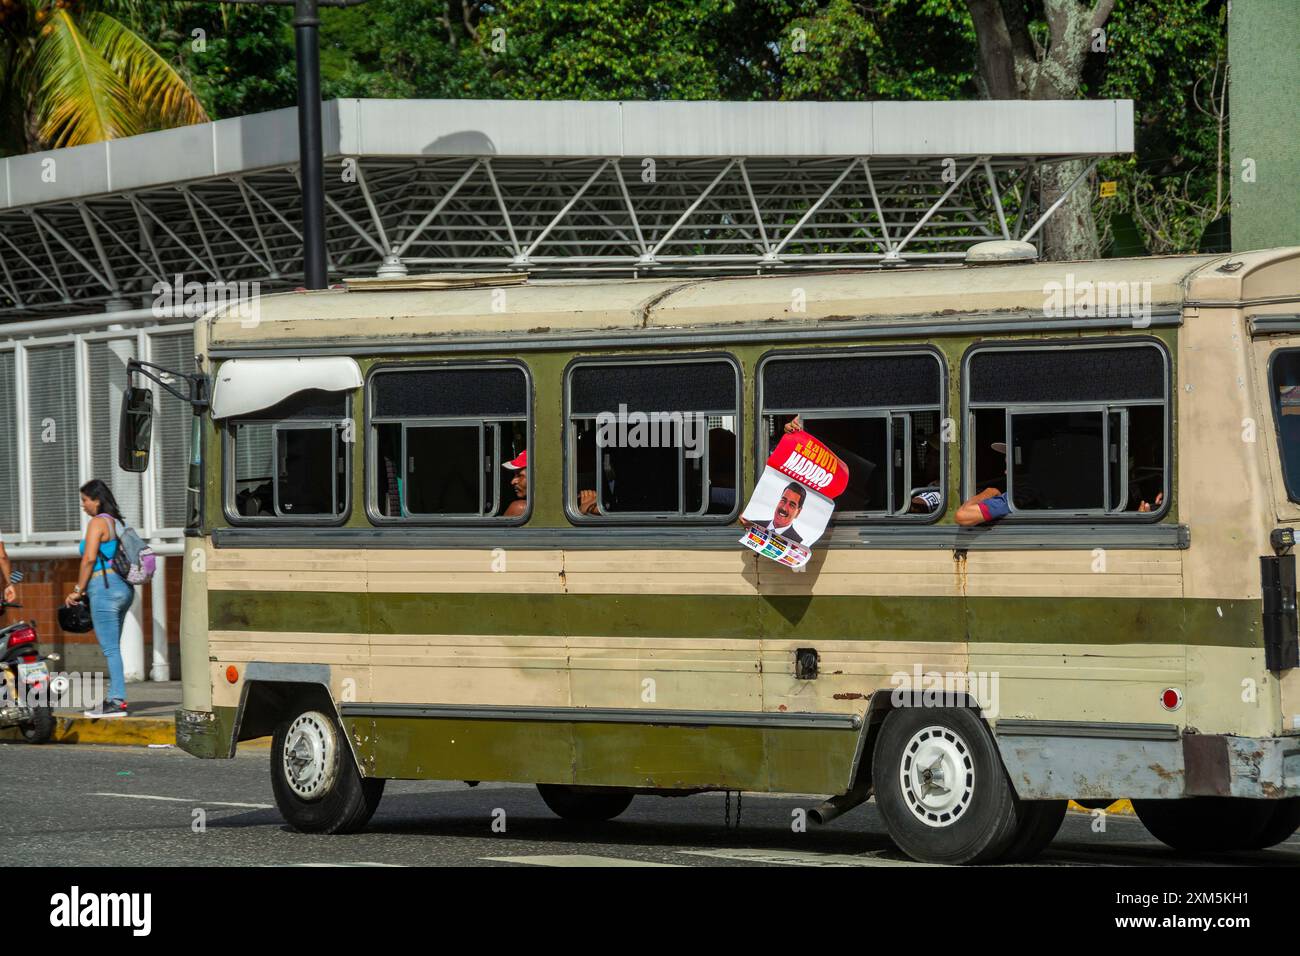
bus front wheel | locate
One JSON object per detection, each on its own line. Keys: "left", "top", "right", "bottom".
{"left": 537, "top": 784, "right": 634, "bottom": 822}
{"left": 271, "top": 708, "right": 385, "bottom": 834}
{"left": 871, "top": 706, "right": 1021, "bottom": 865}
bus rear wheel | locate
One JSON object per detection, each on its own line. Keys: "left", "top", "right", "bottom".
{"left": 271, "top": 708, "right": 385, "bottom": 834}
{"left": 871, "top": 706, "right": 1020, "bottom": 865}
{"left": 1251, "top": 798, "right": 1300, "bottom": 849}
{"left": 537, "top": 784, "right": 633, "bottom": 822}
{"left": 1133, "top": 797, "right": 1276, "bottom": 852}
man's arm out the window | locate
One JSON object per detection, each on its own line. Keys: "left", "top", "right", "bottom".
{"left": 955, "top": 488, "right": 1004, "bottom": 527}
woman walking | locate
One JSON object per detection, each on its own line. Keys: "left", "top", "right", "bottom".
{"left": 65, "top": 479, "right": 132, "bottom": 718}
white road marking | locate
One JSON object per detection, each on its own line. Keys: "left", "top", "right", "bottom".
{"left": 292, "top": 863, "right": 406, "bottom": 867}
{"left": 89, "top": 792, "right": 272, "bottom": 809}
{"left": 678, "top": 847, "right": 942, "bottom": 867}
{"left": 484, "top": 854, "right": 681, "bottom": 867}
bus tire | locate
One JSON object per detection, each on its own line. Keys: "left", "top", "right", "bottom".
{"left": 1133, "top": 797, "right": 1275, "bottom": 852}
{"left": 537, "top": 784, "right": 633, "bottom": 822}
{"left": 1247, "top": 798, "right": 1300, "bottom": 849}
{"left": 999, "top": 800, "right": 1068, "bottom": 863}
{"left": 271, "top": 708, "right": 385, "bottom": 834}
{"left": 871, "top": 707, "right": 1019, "bottom": 865}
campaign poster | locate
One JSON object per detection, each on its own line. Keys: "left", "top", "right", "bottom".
{"left": 740, "top": 430, "right": 849, "bottom": 568}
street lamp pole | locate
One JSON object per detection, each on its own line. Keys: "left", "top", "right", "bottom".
{"left": 293, "top": 0, "right": 327, "bottom": 289}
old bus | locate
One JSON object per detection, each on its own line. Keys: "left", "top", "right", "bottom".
{"left": 120, "top": 246, "right": 1300, "bottom": 864}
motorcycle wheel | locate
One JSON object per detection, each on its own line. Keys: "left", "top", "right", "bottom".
{"left": 21, "top": 706, "right": 55, "bottom": 744}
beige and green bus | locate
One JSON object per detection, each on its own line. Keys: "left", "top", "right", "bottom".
{"left": 121, "top": 245, "right": 1300, "bottom": 864}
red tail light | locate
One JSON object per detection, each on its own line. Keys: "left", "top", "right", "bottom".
{"left": 7, "top": 626, "right": 36, "bottom": 648}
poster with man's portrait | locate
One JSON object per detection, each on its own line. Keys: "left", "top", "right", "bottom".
{"left": 740, "top": 430, "right": 849, "bottom": 568}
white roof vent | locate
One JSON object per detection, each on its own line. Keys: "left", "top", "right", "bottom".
{"left": 965, "top": 240, "right": 1038, "bottom": 265}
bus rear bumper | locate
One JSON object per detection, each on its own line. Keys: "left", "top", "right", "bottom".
{"left": 995, "top": 722, "right": 1300, "bottom": 801}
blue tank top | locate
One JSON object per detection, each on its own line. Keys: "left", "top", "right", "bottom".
{"left": 79, "top": 515, "right": 119, "bottom": 572}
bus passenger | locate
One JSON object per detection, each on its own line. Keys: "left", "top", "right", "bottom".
{"left": 955, "top": 486, "right": 1008, "bottom": 526}
{"left": 956, "top": 441, "right": 1012, "bottom": 526}
{"left": 956, "top": 441, "right": 1044, "bottom": 525}
{"left": 502, "top": 450, "right": 527, "bottom": 518}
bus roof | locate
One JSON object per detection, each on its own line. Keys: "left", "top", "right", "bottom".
{"left": 206, "top": 249, "right": 1298, "bottom": 349}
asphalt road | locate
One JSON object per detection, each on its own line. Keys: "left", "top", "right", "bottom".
{"left": 4, "top": 742, "right": 1299, "bottom": 867}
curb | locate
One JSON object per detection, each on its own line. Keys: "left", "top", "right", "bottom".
{"left": 1, "top": 714, "right": 271, "bottom": 749}
{"left": 0, "top": 715, "right": 174, "bottom": 746}
{"left": 1068, "top": 799, "right": 1135, "bottom": 815}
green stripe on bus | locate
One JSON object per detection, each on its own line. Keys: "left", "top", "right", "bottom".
{"left": 346, "top": 715, "right": 858, "bottom": 793}
{"left": 208, "top": 590, "right": 1260, "bottom": 647}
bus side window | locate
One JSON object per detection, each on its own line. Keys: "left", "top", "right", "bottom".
{"left": 226, "top": 388, "right": 351, "bottom": 522}
{"left": 566, "top": 357, "right": 740, "bottom": 522}
{"left": 758, "top": 350, "right": 945, "bottom": 519}
{"left": 964, "top": 342, "right": 1169, "bottom": 517}
{"left": 368, "top": 364, "right": 529, "bottom": 522}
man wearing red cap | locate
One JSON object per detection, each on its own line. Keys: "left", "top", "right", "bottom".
{"left": 503, "top": 450, "right": 528, "bottom": 518}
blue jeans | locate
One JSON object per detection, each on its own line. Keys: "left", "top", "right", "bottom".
{"left": 88, "top": 572, "right": 133, "bottom": 702}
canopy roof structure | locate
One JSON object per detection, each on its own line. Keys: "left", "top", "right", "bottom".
{"left": 0, "top": 98, "right": 1133, "bottom": 321}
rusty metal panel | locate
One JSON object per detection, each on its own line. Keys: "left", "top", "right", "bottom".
{"left": 995, "top": 734, "right": 1184, "bottom": 800}
{"left": 1183, "top": 733, "right": 1231, "bottom": 796}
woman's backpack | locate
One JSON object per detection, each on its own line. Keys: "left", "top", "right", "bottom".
{"left": 108, "top": 519, "right": 157, "bottom": 585}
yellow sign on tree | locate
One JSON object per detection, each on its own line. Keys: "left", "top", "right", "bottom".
{"left": 1099, "top": 181, "right": 1118, "bottom": 198}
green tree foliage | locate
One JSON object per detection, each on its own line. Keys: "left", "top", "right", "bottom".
{"left": 776, "top": 0, "right": 976, "bottom": 101}
{"left": 83, "top": 0, "right": 1229, "bottom": 256}
{"left": 0, "top": 0, "right": 206, "bottom": 153}
{"left": 1086, "top": 0, "right": 1230, "bottom": 253}
{"left": 127, "top": 1, "right": 296, "bottom": 118}
{"left": 474, "top": 0, "right": 737, "bottom": 100}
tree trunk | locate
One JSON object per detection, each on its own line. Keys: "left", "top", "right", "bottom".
{"left": 1039, "top": 159, "right": 1098, "bottom": 261}
{"left": 965, "top": 0, "right": 1115, "bottom": 261}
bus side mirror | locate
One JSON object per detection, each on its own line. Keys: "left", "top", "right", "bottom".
{"left": 118, "top": 386, "right": 154, "bottom": 473}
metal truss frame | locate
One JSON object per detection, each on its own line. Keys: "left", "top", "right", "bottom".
{"left": 0, "top": 154, "right": 1098, "bottom": 319}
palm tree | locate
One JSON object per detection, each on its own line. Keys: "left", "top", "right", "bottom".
{"left": 0, "top": 0, "right": 207, "bottom": 154}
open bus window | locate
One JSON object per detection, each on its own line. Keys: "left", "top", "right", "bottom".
{"left": 1270, "top": 351, "right": 1300, "bottom": 502}
{"left": 368, "top": 364, "right": 528, "bottom": 521}
{"left": 226, "top": 389, "right": 350, "bottom": 522}
{"left": 566, "top": 358, "right": 739, "bottom": 521}
{"left": 965, "top": 343, "right": 1169, "bottom": 517}
{"left": 759, "top": 350, "right": 945, "bottom": 519}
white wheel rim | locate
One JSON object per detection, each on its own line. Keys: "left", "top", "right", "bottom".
{"left": 282, "top": 712, "right": 337, "bottom": 801}
{"left": 899, "top": 724, "right": 975, "bottom": 828}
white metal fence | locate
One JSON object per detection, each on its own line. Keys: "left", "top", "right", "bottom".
{"left": 0, "top": 322, "right": 194, "bottom": 547}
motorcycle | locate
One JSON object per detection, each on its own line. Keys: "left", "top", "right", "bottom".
{"left": 0, "top": 596, "right": 63, "bottom": 744}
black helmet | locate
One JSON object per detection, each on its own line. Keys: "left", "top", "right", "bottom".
{"left": 58, "top": 600, "right": 93, "bottom": 634}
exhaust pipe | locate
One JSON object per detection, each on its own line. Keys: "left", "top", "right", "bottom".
{"left": 809, "top": 790, "right": 870, "bottom": 825}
